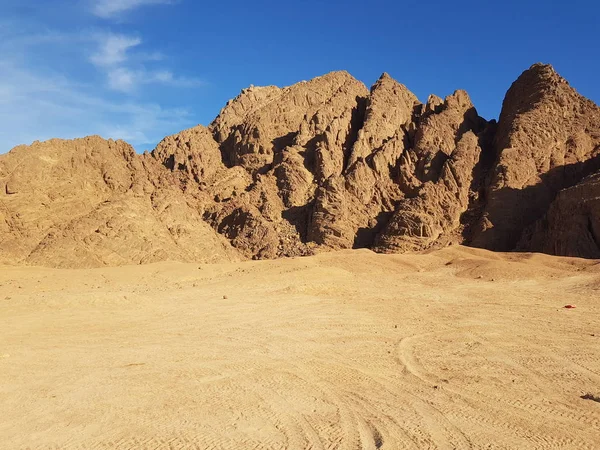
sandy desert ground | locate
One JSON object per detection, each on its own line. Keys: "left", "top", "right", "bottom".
{"left": 1, "top": 246, "right": 600, "bottom": 449}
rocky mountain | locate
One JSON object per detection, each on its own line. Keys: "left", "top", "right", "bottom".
{"left": 1, "top": 63, "right": 599, "bottom": 267}
{"left": 0, "top": 137, "right": 240, "bottom": 267}
{"left": 471, "top": 64, "right": 600, "bottom": 251}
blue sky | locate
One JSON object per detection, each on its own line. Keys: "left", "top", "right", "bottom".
{"left": 0, "top": 0, "right": 598, "bottom": 153}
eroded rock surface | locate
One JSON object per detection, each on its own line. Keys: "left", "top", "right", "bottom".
{"left": 518, "top": 172, "right": 600, "bottom": 259}
{"left": 0, "top": 137, "right": 241, "bottom": 267}
{"left": 472, "top": 64, "right": 600, "bottom": 251}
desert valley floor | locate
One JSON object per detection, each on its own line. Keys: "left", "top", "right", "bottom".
{"left": 1, "top": 246, "right": 600, "bottom": 449}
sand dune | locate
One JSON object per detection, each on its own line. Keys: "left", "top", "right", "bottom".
{"left": 1, "top": 246, "right": 600, "bottom": 449}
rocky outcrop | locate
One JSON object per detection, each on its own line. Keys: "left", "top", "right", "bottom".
{"left": 518, "top": 171, "right": 600, "bottom": 259}
{"left": 152, "top": 125, "right": 225, "bottom": 188}
{"left": 210, "top": 71, "right": 369, "bottom": 171}
{"left": 375, "top": 131, "right": 485, "bottom": 252}
{"left": 0, "top": 137, "right": 241, "bottom": 267}
{"left": 305, "top": 77, "right": 491, "bottom": 252}
{"left": 471, "top": 64, "right": 600, "bottom": 251}
{"left": 346, "top": 73, "right": 419, "bottom": 168}
{"left": 2, "top": 63, "right": 600, "bottom": 268}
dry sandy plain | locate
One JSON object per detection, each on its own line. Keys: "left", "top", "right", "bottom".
{"left": 1, "top": 246, "right": 600, "bottom": 449}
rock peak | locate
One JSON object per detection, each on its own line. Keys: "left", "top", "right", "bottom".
{"left": 528, "top": 62, "right": 556, "bottom": 72}
{"left": 370, "top": 72, "right": 416, "bottom": 99}
{"left": 471, "top": 62, "right": 600, "bottom": 253}
{"left": 310, "top": 70, "right": 358, "bottom": 84}
{"left": 515, "top": 62, "right": 569, "bottom": 89}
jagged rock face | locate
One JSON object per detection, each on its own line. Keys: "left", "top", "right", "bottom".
{"left": 152, "top": 125, "right": 225, "bottom": 188}
{"left": 2, "top": 64, "right": 600, "bottom": 268}
{"left": 472, "top": 64, "right": 600, "bottom": 251}
{"left": 375, "top": 131, "right": 484, "bottom": 252}
{"left": 191, "top": 71, "right": 373, "bottom": 258}
{"left": 331, "top": 74, "right": 422, "bottom": 248}
{"left": 346, "top": 73, "right": 419, "bottom": 168}
{"left": 210, "top": 72, "right": 369, "bottom": 171}
{"left": 0, "top": 137, "right": 241, "bottom": 267}
{"left": 518, "top": 172, "right": 600, "bottom": 259}
{"left": 342, "top": 87, "right": 489, "bottom": 252}
{"left": 202, "top": 71, "right": 491, "bottom": 256}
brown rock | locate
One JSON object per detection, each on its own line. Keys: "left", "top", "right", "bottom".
{"left": 272, "top": 146, "right": 314, "bottom": 208}
{"left": 375, "top": 131, "right": 484, "bottom": 252}
{"left": 347, "top": 73, "right": 419, "bottom": 168}
{"left": 471, "top": 63, "right": 600, "bottom": 251}
{"left": 200, "top": 71, "right": 370, "bottom": 256}
{"left": 0, "top": 136, "right": 241, "bottom": 267}
{"left": 518, "top": 172, "right": 600, "bottom": 258}
{"left": 210, "top": 71, "right": 369, "bottom": 171}
{"left": 152, "top": 125, "right": 225, "bottom": 187}
{"left": 308, "top": 176, "right": 353, "bottom": 248}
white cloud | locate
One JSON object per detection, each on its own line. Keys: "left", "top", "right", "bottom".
{"left": 90, "top": 34, "right": 141, "bottom": 66}
{"left": 151, "top": 70, "right": 185, "bottom": 85}
{"left": 0, "top": 5, "right": 204, "bottom": 153}
{"left": 106, "top": 66, "right": 203, "bottom": 93}
{"left": 107, "top": 67, "right": 137, "bottom": 91}
{"left": 138, "top": 69, "right": 203, "bottom": 88}
{"left": 92, "top": 0, "right": 174, "bottom": 19}
{"left": 0, "top": 61, "right": 195, "bottom": 152}
{"left": 89, "top": 33, "right": 202, "bottom": 92}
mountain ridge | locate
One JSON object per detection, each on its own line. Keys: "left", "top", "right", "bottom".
{"left": 1, "top": 63, "right": 599, "bottom": 267}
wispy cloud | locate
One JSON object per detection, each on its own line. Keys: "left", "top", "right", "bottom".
{"left": 0, "top": 60, "right": 194, "bottom": 152}
{"left": 148, "top": 70, "right": 202, "bottom": 87}
{"left": 107, "top": 67, "right": 137, "bottom": 91}
{"left": 107, "top": 67, "right": 203, "bottom": 92}
{"left": 0, "top": 1, "right": 203, "bottom": 153}
{"left": 90, "top": 34, "right": 141, "bottom": 66}
{"left": 92, "top": 0, "right": 174, "bottom": 19}
{"left": 89, "top": 33, "right": 202, "bottom": 93}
